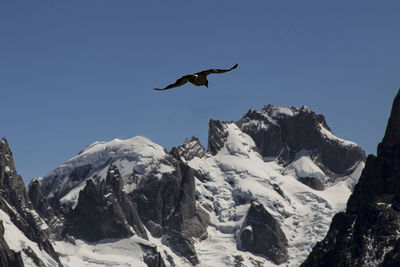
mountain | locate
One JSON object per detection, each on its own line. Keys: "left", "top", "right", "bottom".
{"left": 302, "top": 89, "right": 400, "bottom": 266}
{"left": 1, "top": 104, "right": 366, "bottom": 266}
{"left": 0, "top": 138, "right": 61, "bottom": 266}
{"left": 185, "top": 106, "right": 364, "bottom": 266}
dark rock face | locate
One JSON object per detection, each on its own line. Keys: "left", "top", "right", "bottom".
{"left": 0, "top": 220, "right": 24, "bottom": 267}
{"left": 298, "top": 177, "right": 325, "bottom": 191}
{"left": 302, "top": 90, "right": 400, "bottom": 267}
{"left": 239, "top": 201, "right": 288, "bottom": 264}
{"left": 139, "top": 243, "right": 167, "bottom": 267}
{"left": 0, "top": 138, "right": 61, "bottom": 265}
{"left": 236, "top": 105, "right": 366, "bottom": 178}
{"left": 134, "top": 158, "right": 209, "bottom": 265}
{"left": 0, "top": 138, "right": 30, "bottom": 210}
{"left": 64, "top": 162, "right": 147, "bottom": 242}
{"left": 171, "top": 137, "right": 206, "bottom": 162}
{"left": 165, "top": 230, "right": 198, "bottom": 264}
{"left": 208, "top": 119, "right": 230, "bottom": 155}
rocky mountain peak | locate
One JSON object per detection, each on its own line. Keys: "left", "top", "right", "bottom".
{"left": 207, "top": 105, "right": 365, "bottom": 184}
{"left": 0, "top": 138, "right": 61, "bottom": 266}
{"left": 378, "top": 89, "right": 400, "bottom": 159}
{"left": 171, "top": 136, "right": 206, "bottom": 162}
{"left": 208, "top": 119, "right": 230, "bottom": 155}
{"left": 106, "top": 162, "right": 124, "bottom": 193}
{"left": 0, "top": 138, "right": 30, "bottom": 209}
{"left": 237, "top": 105, "right": 365, "bottom": 177}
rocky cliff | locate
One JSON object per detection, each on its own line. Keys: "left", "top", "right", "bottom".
{"left": 302, "top": 89, "right": 400, "bottom": 267}
{"left": 236, "top": 105, "right": 366, "bottom": 179}
{"left": 0, "top": 138, "right": 61, "bottom": 266}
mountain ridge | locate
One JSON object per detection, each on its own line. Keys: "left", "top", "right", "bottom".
{"left": 2, "top": 103, "right": 366, "bottom": 266}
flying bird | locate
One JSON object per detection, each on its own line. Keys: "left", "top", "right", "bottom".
{"left": 154, "top": 63, "right": 238, "bottom": 91}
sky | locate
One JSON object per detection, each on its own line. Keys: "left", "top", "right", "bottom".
{"left": 1, "top": 1, "right": 399, "bottom": 185}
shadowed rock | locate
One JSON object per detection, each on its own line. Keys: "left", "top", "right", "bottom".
{"left": 302, "top": 89, "right": 400, "bottom": 267}
{"left": 139, "top": 243, "right": 167, "bottom": 267}
{"left": 239, "top": 201, "right": 288, "bottom": 264}
{"left": 236, "top": 105, "right": 366, "bottom": 178}
{"left": 134, "top": 158, "right": 209, "bottom": 265}
{"left": 298, "top": 177, "right": 325, "bottom": 191}
{"left": 28, "top": 179, "right": 64, "bottom": 239}
{"left": 64, "top": 163, "right": 147, "bottom": 242}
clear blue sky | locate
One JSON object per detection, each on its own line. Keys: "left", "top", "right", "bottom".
{"left": 1, "top": 1, "right": 399, "bottom": 185}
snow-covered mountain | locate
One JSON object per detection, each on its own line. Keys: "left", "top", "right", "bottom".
{"left": 1, "top": 104, "right": 367, "bottom": 267}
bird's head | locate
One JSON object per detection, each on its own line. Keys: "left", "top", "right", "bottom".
{"left": 205, "top": 80, "right": 209, "bottom": 88}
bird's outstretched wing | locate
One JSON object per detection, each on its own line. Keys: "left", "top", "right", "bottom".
{"left": 198, "top": 63, "right": 238, "bottom": 76}
{"left": 154, "top": 75, "right": 194, "bottom": 90}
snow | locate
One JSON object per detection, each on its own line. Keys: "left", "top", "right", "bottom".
{"left": 158, "top": 164, "right": 175, "bottom": 174}
{"left": 4, "top": 166, "right": 11, "bottom": 173}
{"left": 24, "top": 207, "right": 49, "bottom": 231}
{"left": 41, "top": 136, "right": 169, "bottom": 205}
{"left": 285, "top": 150, "right": 326, "bottom": 181}
{"left": 188, "top": 121, "right": 364, "bottom": 266}
{"left": 0, "top": 209, "right": 58, "bottom": 266}
{"left": 242, "top": 119, "right": 270, "bottom": 131}
{"left": 61, "top": 182, "right": 87, "bottom": 206}
{"left": 319, "top": 123, "right": 358, "bottom": 147}
{"left": 270, "top": 106, "right": 296, "bottom": 117}
{"left": 144, "top": 229, "right": 191, "bottom": 267}
{"left": 261, "top": 105, "right": 302, "bottom": 121}
{"left": 54, "top": 237, "right": 148, "bottom": 267}
{"left": 195, "top": 226, "right": 274, "bottom": 267}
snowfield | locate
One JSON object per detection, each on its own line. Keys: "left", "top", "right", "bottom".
{"left": 53, "top": 238, "right": 148, "bottom": 267}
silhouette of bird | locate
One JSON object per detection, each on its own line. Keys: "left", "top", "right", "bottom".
{"left": 154, "top": 63, "right": 238, "bottom": 91}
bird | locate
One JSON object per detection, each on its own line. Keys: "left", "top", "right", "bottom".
{"left": 154, "top": 63, "right": 238, "bottom": 91}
